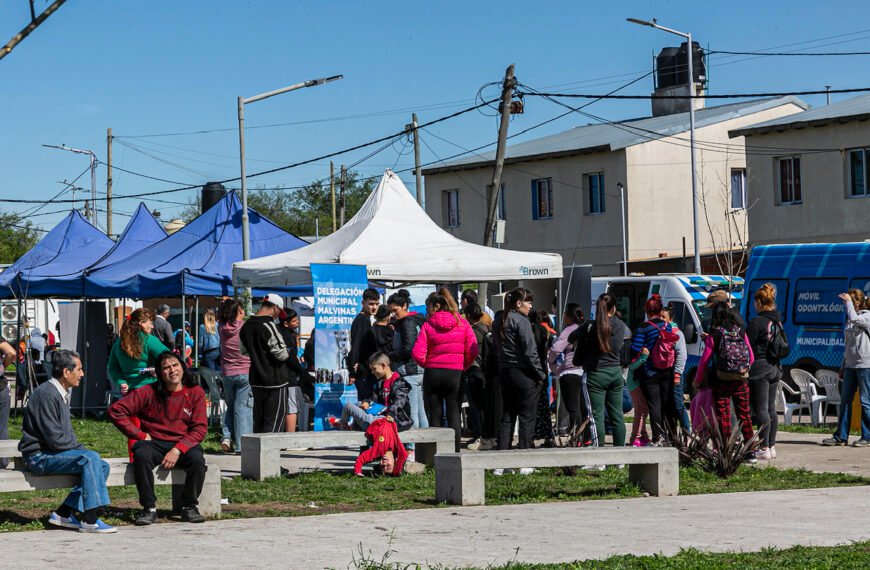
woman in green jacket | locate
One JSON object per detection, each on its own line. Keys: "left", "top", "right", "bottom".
{"left": 108, "top": 307, "right": 167, "bottom": 394}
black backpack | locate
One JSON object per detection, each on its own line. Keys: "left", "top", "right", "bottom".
{"left": 765, "top": 318, "right": 791, "bottom": 363}
{"left": 571, "top": 321, "right": 596, "bottom": 367}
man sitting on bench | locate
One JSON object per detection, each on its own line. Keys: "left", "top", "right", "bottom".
{"left": 19, "top": 349, "right": 117, "bottom": 533}
{"left": 109, "top": 351, "right": 208, "bottom": 526}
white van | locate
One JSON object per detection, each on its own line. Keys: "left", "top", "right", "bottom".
{"left": 591, "top": 274, "right": 744, "bottom": 388}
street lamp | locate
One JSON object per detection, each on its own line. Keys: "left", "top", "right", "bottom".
{"left": 42, "top": 144, "right": 99, "bottom": 228}
{"left": 628, "top": 17, "right": 701, "bottom": 275}
{"left": 237, "top": 75, "right": 343, "bottom": 263}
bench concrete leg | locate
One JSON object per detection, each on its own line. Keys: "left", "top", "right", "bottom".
{"left": 435, "top": 457, "right": 484, "bottom": 506}
{"left": 628, "top": 461, "right": 679, "bottom": 497}
{"left": 172, "top": 464, "right": 222, "bottom": 518}
{"left": 241, "top": 436, "right": 279, "bottom": 481}
{"left": 415, "top": 439, "right": 454, "bottom": 467}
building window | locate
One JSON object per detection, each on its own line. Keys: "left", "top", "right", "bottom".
{"left": 443, "top": 190, "right": 460, "bottom": 227}
{"left": 585, "top": 172, "right": 605, "bottom": 214}
{"left": 531, "top": 178, "right": 553, "bottom": 220}
{"left": 777, "top": 156, "right": 802, "bottom": 205}
{"left": 849, "top": 149, "right": 868, "bottom": 197}
{"left": 730, "top": 168, "right": 747, "bottom": 209}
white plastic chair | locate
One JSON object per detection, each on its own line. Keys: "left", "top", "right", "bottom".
{"left": 813, "top": 369, "right": 842, "bottom": 424}
{"left": 789, "top": 369, "right": 828, "bottom": 426}
{"left": 777, "top": 381, "right": 808, "bottom": 426}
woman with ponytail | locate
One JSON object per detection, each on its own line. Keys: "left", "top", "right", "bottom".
{"left": 548, "top": 304, "right": 588, "bottom": 438}
{"left": 412, "top": 288, "right": 478, "bottom": 451}
{"left": 746, "top": 283, "right": 783, "bottom": 459}
{"left": 493, "top": 288, "right": 545, "bottom": 453}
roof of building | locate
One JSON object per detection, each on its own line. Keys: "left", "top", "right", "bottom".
{"left": 422, "top": 96, "right": 808, "bottom": 175}
{"left": 729, "top": 93, "right": 870, "bottom": 137}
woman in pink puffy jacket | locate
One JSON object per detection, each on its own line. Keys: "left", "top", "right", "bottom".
{"left": 412, "top": 288, "right": 478, "bottom": 451}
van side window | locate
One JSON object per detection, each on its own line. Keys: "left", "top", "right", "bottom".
{"left": 793, "top": 278, "right": 848, "bottom": 327}
{"left": 747, "top": 279, "right": 789, "bottom": 320}
{"left": 668, "top": 301, "right": 696, "bottom": 342}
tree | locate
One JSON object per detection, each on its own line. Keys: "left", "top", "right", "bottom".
{"left": 0, "top": 211, "right": 40, "bottom": 264}
{"left": 182, "top": 170, "right": 377, "bottom": 237}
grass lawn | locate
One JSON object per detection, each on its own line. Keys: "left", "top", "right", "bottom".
{"left": 1, "top": 419, "right": 869, "bottom": 533}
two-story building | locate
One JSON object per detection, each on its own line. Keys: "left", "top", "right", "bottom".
{"left": 423, "top": 97, "right": 807, "bottom": 277}
{"left": 729, "top": 93, "right": 870, "bottom": 246}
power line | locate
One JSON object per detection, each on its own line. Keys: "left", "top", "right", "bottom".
{"left": 518, "top": 86, "right": 870, "bottom": 100}
{"left": 708, "top": 49, "right": 870, "bottom": 57}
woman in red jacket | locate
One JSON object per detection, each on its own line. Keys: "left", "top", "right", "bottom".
{"left": 109, "top": 351, "right": 208, "bottom": 526}
{"left": 412, "top": 288, "right": 478, "bottom": 451}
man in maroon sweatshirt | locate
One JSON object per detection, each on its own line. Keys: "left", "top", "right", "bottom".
{"left": 109, "top": 351, "right": 208, "bottom": 525}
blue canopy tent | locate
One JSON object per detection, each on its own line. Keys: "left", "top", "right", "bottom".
{"left": 85, "top": 190, "right": 311, "bottom": 298}
{"left": 0, "top": 210, "right": 114, "bottom": 299}
{"left": 3, "top": 203, "right": 167, "bottom": 298}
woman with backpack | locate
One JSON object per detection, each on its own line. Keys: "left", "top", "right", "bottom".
{"left": 694, "top": 302, "right": 755, "bottom": 450}
{"left": 822, "top": 289, "right": 870, "bottom": 447}
{"left": 746, "top": 283, "right": 785, "bottom": 460}
{"left": 412, "top": 288, "right": 478, "bottom": 451}
{"left": 493, "top": 288, "right": 545, "bottom": 454}
{"left": 573, "top": 293, "right": 629, "bottom": 447}
{"left": 630, "top": 294, "right": 680, "bottom": 446}
{"left": 548, "top": 304, "right": 587, "bottom": 440}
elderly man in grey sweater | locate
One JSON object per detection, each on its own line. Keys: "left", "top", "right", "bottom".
{"left": 19, "top": 350, "right": 116, "bottom": 533}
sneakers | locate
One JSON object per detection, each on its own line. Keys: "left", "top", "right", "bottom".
{"left": 755, "top": 448, "right": 773, "bottom": 460}
{"left": 492, "top": 468, "right": 515, "bottom": 476}
{"left": 853, "top": 439, "right": 870, "bottom": 447}
{"left": 48, "top": 511, "right": 80, "bottom": 530}
{"left": 821, "top": 437, "right": 848, "bottom": 446}
{"left": 770, "top": 446, "right": 777, "bottom": 458}
{"left": 518, "top": 467, "right": 536, "bottom": 475}
{"left": 478, "top": 438, "right": 496, "bottom": 451}
{"left": 79, "top": 519, "right": 118, "bottom": 534}
{"left": 220, "top": 439, "right": 232, "bottom": 453}
{"left": 181, "top": 506, "right": 206, "bottom": 524}
{"left": 631, "top": 436, "right": 651, "bottom": 447}
{"left": 581, "top": 464, "right": 606, "bottom": 471}
{"left": 466, "top": 438, "right": 483, "bottom": 451}
{"left": 134, "top": 507, "right": 158, "bottom": 526}
{"left": 744, "top": 453, "right": 758, "bottom": 465}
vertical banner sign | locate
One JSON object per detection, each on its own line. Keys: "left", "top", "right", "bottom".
{"left": 310, "top": 263, "right": 367, "bottom": 430}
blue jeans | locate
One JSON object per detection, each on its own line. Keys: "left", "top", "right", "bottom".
{"left": 222, "top": 374, "right": 253, "bottom": 452}
{"left": 674, "top": 377, "right": 691, "bottom": 431}
{"left": 24, "top": 449, "right": 111, "bottom": 512}
{"left": 835, "top": 368, "right": 870, "bottom": 441}
{"left": 341, "top": 402, "right": 377, "bottom": 429}
{"left": 406, "top": 373, "right": 428, "bottom": 429}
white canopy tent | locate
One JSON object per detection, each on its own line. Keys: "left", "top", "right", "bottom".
{"left": 233, "top": 170, "right": 563, "bottom": 288}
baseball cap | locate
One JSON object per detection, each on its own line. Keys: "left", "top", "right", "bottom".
{"left": 704, "top": 289, "right": 729, "bottom": 307}
{"left": 262, "top": 293, "right": 285, "bottom": 309}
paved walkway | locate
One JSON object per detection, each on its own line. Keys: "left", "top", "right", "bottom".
{"left": 6, "top": 486, "right": 870, "bottom": 568}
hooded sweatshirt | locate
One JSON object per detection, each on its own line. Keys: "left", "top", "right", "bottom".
{"left": 353, "top": 417, "right": 409, "bottom": 476}
{"left": 411, "top": 311, "right": 478, "bottom": 371}
{"left": 219, "top": 319, "right": 250, "bottom": 377}
{"left": 843, "top": 301, "right": 870, "bottom": 369}
{"left": 746, "top": 310, "right": 782, "bottom": 375}
{"left": 548, "top": 323, "right": 582, "bottom": 377}
{"left": 239, "top": 315, "right": 290, "bottom": 389}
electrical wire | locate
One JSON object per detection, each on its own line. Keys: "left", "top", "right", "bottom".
{"left": 708, "top": 49, "right": 870, "bottom": 57}
{"left": 517, "top": 86, "right": 870, "bottom": 100}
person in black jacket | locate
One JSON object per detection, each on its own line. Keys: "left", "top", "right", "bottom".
{"left": 463, "top": 303, "right": 490, "bottom": 447}
{"left": 357, "top": 305, "right": 395, "bottom": 401}
{"left": 346, "top": 288, "right": 380, "bottom": 384}
{"left": 239, "top": 294, "right": 291, "bottom": 434}
{"left": 493, "top": 288, "right": 544, "bottom": 453}
{"left": 279, "top": 309, "right": 305, "bottom": 432}
{"left": 387, "top": 289, "right": 428, "bottom": 430}
{"left": 746, "top": 283, "right": 782, "bottom": 460}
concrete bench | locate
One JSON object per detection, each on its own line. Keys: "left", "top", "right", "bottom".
{"left": 435, "top": 447, "right": 679, "bottom": 506}
{"left": 241, "top": 427, "right": 455, "bottom": 481}
{"left": 0, "top": 441, "right": 222, "bottom": 517}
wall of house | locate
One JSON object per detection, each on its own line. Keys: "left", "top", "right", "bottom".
{"left": 744, "top": 121, "right": 870, "bottom": 245}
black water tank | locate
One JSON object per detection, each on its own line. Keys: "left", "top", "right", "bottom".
{"left": 201, "top": 182, "right": 226, "bottom": 214}
{"left": 675, "top": 41, "right": 706, "bottom": 85}
{"left": 656, "top": 47, "right": 680, "bottom": 89}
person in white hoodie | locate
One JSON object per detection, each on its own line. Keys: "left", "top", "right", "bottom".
{"left": 823, "top": 289, "right": 870, "bottom": 447}
{"left": 547, "top": 304, "right": 589, "bottom": 441}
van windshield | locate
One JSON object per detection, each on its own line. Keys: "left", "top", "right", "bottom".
{"left": 692, "top": 295, "right": 743, "bottom": 332}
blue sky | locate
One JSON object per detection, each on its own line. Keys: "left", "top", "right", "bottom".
{"left": 2, "top": 0, "right": 868, "bottom": 233}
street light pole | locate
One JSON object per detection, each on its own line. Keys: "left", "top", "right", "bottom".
{"left": 43, "top": 144, "right": 99, "bottom": 228}
{"left": 627, "top": 18, "right": 702, "bottom": 275}
{"left": 237, "top": 75, "right": 343, "bottom": 266}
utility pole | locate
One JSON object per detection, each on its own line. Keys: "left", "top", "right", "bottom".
{"left": 106, "top": 128, "right": 113, "bottom": 238}
{"left": 412, "top": 113, "right": 423, "bottom": 205}
{"left": 339, "top": 165, "right": 346, "bottom": 227}
{"left": 330, "top": 161, "right": 336, "bottom": 232}
{"left": 483, "top": 64, "right": 516, "bottom": 247}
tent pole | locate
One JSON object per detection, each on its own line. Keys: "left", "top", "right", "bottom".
{"left": 194, "top": 296, "right": 200, "bottom": 368}
{"left": 180, "top": 294, "right": 186, "bottom": 356}
{"left": 81, "top": 300, "right": 87, "bottom": 419}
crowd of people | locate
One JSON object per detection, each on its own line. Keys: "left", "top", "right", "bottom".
{"left": 11, "top": 279, "right": 870, "bottom": 532}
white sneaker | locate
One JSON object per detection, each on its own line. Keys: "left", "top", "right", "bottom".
{"left": 466, "top": 439, "right": 483, "bottom": 451}
{"left": 755, "top": 448, "right": 772, "bottom": 460}
{"left": 770, "top": 446, "right": 777, "bottom": 458}
{"left": 581, "top": 464, "right": 606, "bottom": 471}
{"left": 492, "top": 469, "right": 505, "bottom": 476}
{"left": 479, "top": 438, "right": 496, "bottom": 451}
{"left": 518, "top": 467, "right": 536, "bottom": 475}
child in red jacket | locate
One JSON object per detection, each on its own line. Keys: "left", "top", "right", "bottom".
{"left": 354, "top": 417, "right": 408, "bottom": 477}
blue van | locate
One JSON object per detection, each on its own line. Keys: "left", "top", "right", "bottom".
{"left": 742, "top": 242, "right": 870, "bottom": 373}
